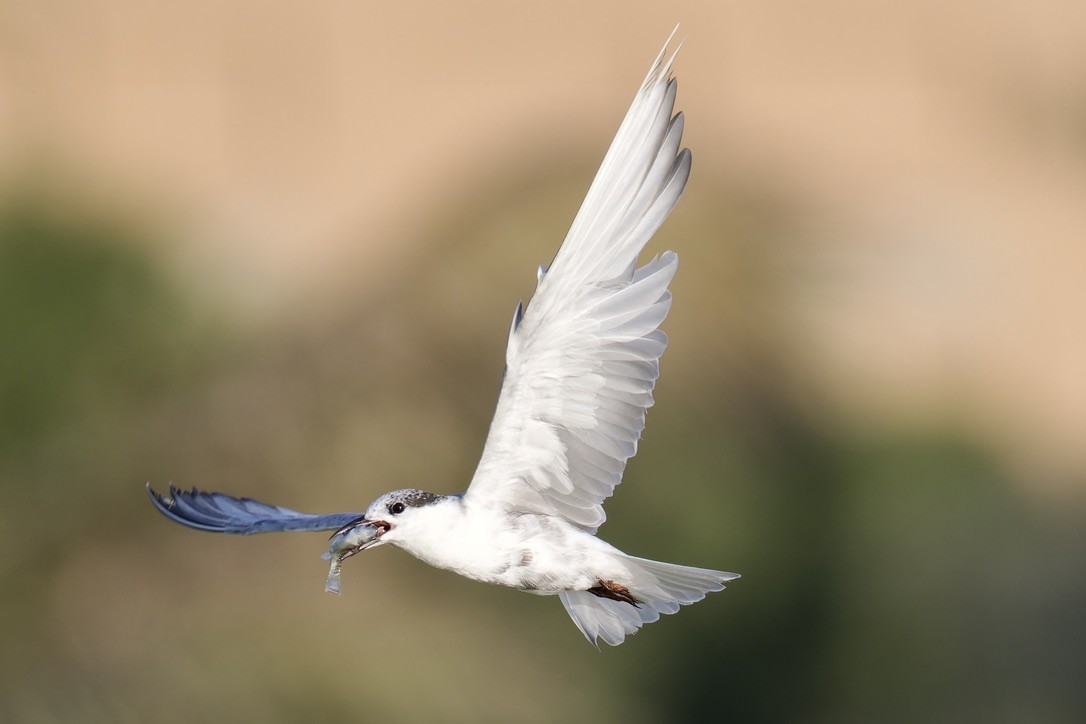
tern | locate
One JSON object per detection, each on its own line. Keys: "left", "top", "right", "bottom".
{"left": 148, "top": 34, "right": 739, "bottom": 647}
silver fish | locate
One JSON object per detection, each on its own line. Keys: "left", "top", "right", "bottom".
{"left": 321, "top": 520, "right": 382, "bottom": 595}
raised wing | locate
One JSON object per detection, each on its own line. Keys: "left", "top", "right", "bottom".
{"left": 147, "top": 484, "right": 361, "bottom": 535}
{"left": 464, "top": 36, "right": 690, "bottom": 532}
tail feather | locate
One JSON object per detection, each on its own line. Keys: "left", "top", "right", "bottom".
{"left": 559, "top": 556, "right": 739, "bottom": 647}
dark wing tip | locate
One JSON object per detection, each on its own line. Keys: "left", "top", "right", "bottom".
{"left": 146, "top": 482, "right": 233, "bottom": 532}
{"left": 145, "top": 483, "right": 363, "bottom": 535}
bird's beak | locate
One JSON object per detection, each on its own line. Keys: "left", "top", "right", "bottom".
{"left": 326, "top": 517, "right": 390, "bottom": 560}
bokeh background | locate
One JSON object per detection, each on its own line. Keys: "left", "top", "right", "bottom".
{"left": 2, "top": 1, "right": 1085, "bottom": 722}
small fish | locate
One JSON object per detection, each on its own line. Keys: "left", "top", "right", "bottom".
{"left": 321, "top": 519, "right": 382, "bottom": 595}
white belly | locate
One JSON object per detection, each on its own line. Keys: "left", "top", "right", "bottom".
{"left": 391, "top": 504, "right": 623, "bottom": 593}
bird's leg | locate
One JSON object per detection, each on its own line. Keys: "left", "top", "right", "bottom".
{"left": 588, "top": 579, "right": 640, "bottom": 606}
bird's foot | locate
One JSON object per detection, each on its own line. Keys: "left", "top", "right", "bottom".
{"left": 588, "top": 579, "right": 640, "bottom": 606}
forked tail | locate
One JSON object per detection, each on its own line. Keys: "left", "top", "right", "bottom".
{"left": 559, "top": 556, "right": 739, "bottom": 647}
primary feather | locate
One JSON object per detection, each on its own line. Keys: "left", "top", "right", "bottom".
{"left": 146, "top": 484, "right": 361, "bottom": 534}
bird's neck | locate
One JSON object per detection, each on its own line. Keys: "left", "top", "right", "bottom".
{"left": 390, "top": 497, "right": 506, "bottom": 581}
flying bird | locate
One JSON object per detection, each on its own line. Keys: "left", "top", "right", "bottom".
{"left": 148, "top": 34, "right": 739, "bottom": 648}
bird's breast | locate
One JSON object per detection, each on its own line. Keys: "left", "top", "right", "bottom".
{"left": 395, "top": 508, "right": 602, "bottom": 592}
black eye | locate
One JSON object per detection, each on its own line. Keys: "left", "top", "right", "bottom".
{"left": 389, "top": 502, "right": 406, "bottom": 515}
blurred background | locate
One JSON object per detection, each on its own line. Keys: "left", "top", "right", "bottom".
{"left": 2, "top": 1, "right": 1085, "bottom": 722}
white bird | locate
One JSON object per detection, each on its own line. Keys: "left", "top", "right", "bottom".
{"left": 148, "top": 33, "right": 739, "bottom": 648}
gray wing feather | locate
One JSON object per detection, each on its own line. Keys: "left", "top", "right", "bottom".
{"left": 146, "top": 484, "right": 361, "bottom": 535}
{"left": 464, "top": 39, "right": 689, "bottom": 532}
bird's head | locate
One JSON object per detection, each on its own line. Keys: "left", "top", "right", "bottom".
{"left": 330, "top": 488, "right": 448, "bottom": 556}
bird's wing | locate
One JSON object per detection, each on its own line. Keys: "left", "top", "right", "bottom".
{"left": 464, "top": 37, "right": 690, "bottom": 532}
{"left": 147, "top": 484, "right": 362, "bottom": 535}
